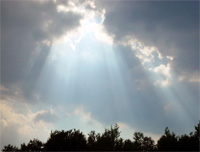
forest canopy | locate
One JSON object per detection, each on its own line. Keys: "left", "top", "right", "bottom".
{"left": 2, "top": 122, "right": 199, "bottom": 151}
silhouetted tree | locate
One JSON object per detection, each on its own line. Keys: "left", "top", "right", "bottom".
{"left": 190, "top": 121, "right": 200, "bottom": 151}
{"left": 20, "top": 143, "right": 27, "bottom": 151}
{"left": 133, "top": 132, "right": 144, "bottom": 150}
{"left": 20, "top": 139, "right": 44, "bottom": 151}
{"left": 178, "top": 134, "right": 192, "bottom": 151}
{"left": 2, "top": 122, "right": 199, "bottom": 151}
{"left": 95, "top": 124, "right": 121, "bottom": 150}
{"left": 2, "top": 144, "right": 19, "bottom": 152}
{"left": 142, "top": 136, "right": 155, "bottom": 151}
{"left": 157, "top": 127, "right": 178, "bottom": 151}
{"left": 133, "top": 132, "right": 155, "bottom": 151}
{"left": 44, "top": 129, "right": 87, "bottom": 151}
{"left": 114, "top": 137, "right": 124, "bottom": 151}
{"left": 87, "top": 131, "right": 97, "bottom": 150}
{"left": 123, "top": 139, "right": 134, "bottom": 151}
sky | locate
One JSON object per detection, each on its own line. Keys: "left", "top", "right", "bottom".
{"left": 0, "top": 0, "right": 199, "bottom": 148}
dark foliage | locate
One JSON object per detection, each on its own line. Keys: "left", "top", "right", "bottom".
{"left": 157, "top": 127, "right": 178, "bottom": 151}
{"left": 2, "top": 122, "right": 199, "bottom": 151}
{"left": 2, "top": 144, "right": 19, "bottom": 152}
{"left": 123, "top": 139, "right": 134, "bottom": 151}
{"left": 20, "top": 139, "right": 44, "bottom": 151}
{"left": 44, "top": 129, "right": 87, "bottom": 151}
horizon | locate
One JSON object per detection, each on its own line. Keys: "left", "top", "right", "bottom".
{"left": 1, "top": 0, "right": 199, "bottom": 149}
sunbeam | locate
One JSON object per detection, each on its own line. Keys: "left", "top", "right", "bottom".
{"left": 1, "top": 1, "right": 199, "bottom": 149}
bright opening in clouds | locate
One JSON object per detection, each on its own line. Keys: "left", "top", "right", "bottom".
{"left": 1, "top": 0, "right": 199, "bottom": 149}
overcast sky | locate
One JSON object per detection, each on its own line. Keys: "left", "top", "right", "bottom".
{"left": 1, "top": 0, "right": 199, "bottom": 148}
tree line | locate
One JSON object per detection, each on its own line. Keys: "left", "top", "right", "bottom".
{"left": 2, "top": 122, "right": 199, "bottom": 151}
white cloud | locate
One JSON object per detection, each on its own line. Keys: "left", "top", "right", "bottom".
{"left": 153, "top": 63, "right": 171, "bottom": 78}
{"left": 151, "top": 63, "right": 171, "bottom": 87}
{"left": 73, "top": 107, "right": 104, "bottom": 129}
{"left": 33, "top": 109, "right": 58, "bottom": 123}
{"left": 166, "top": 56, "right": 174, "bottom": 61}
{"left": 119, "top": 36, "right": 164, "bottom": 66}
{"left": 0, "top": 96, "right": 55, "bottom": 148}
{"left": 56, "top": 0, "right": 96, "bottom": 14}
{"left": 51, "top": 2, "right": 111, "bottom": 55}
{"left": 178, "top": 71, "right": 200, "bottom": 83}
{"left": 154, "top": 79, "right": 171, "bottom": 87}
{"left": 118, "top": 36, "right": 173, "bottom": 87}
{"left": 93, "top": 23, "right": 114, "bottom": 45}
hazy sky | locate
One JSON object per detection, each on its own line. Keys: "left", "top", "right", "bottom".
{"left": 1, "top": 0, "right": 199, "bottom": 148}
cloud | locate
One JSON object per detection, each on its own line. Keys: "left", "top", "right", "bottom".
{"left": 152, "top": 64, "right": 171, "bottom": 78}
{"left": 81, "top": 0, "right": 199, "bottom": 135}
{"left": 1, "top": 0, "right": 83, "bottom": 96}
{"left": 0, "top": 102, "right": 54, "bottom": 149}
{"left": 34, "top": 110, "right": 58, "bottom": 123}
{"left": 0, "top": 85, "right": 59, "bottom": 148}
{"left": 0, "top": 84, "right": 40, "bottom": 105}
{"left": 72, "top": 107, "right": 105, "bottom": 130}
{"left": 116, "top": 36, "right": 173, "bottom": 87}
{"left": 96, "top": 1, "right": 199, "bottom": 77}
{"left": 1, "top": 0, "right": 107, "bottom": 101}
{"left": 120, "top": 37, "right": 163, "bottom": 64}
{"left": 1, "top": 0, "right": 199, "bottom": 148}
{"left": 151, "top": 63, "right": 171, "bottom": 87}
{"left": 178, "top": 71, "right": 200, "bottom": 83}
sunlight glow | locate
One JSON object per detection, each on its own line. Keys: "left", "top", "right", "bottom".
{"left": 2, "top": 0, "right": 199, "bottom": 149}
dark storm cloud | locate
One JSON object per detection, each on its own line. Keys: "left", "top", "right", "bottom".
{"left": 1, "top": 1, "right": 82, "bottom": 96}
{"left": 96, "top": 1, "right": 199, "bottom": 74}
{"left": 79, "top": 0, "right": 199, "bottom": 133}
